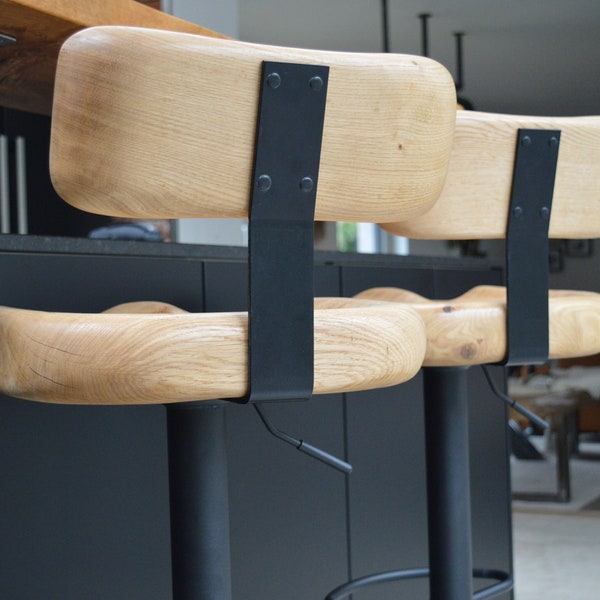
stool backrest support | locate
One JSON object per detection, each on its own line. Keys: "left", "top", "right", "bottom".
{"left": 382, "top": 110, "right": 600, "bottom": 240}
{"left": 49, "top": 26, "right": 456, "bottom": 224}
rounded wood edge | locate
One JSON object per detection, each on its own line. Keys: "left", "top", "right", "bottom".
{"left": 0, "top": 299, "right": 425, "bottom": 405}
{"left": 381, "top": 111, "right": 600, "bottom": 240}
{"left": 357, "top": 286, "right": 600, "bottom": 366}
{"left": 50, "top": 26, "right": 456, "bottom": 223}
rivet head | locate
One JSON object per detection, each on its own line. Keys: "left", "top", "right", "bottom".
{"left": 513, "top": 206, "right": 523, "bottom": 218}
{"left": 257, "top": 174, "right": 272, "bottom": 192}
{"left": 549, "top": 136, "right": 559, "bottom": 148}
{"left": 300, "top": 177, "right": 314, "bottom": 192}
{"left": 540, "top": 206, "right": 550, "bottom": 219}
{"left": 266, "top": 72, "right": 281, "bottom": 89}
{"left": 309, "top": 76, "right": 324, "bottom": 91}
{"left": 521, "top": 136, "right": 532, "bottom": 147}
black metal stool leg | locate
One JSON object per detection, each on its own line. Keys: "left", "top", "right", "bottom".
{"left": 167, "top": 402, "right": 232, "bottom": 600}
{"left": 424, "top": 366, "right": 473, "bottom": 600}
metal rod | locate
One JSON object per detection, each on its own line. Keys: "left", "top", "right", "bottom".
{"left": 167, "top": 402, "right": 232, "bottom": 600}
{"left": 419, "top": 13, "right": 431, "bottom": 57}
{"left": 454, "top": 32, "right": 465, "bottom": 92}
{"left": 381, "top": 0, "right": 390, "bottom": 53}
{"left": 15, "top": 136, "right": 28, "bottom": 234}
{"left": 555, "top": 415, "right": 571, "bottom": 502}
{"left": 423, "top": 367, "right": 474, "bottom": 600}
{"left": 0, "top": 134, "right": 10, "bottom": 233}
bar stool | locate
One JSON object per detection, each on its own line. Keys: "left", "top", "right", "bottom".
{"left": 347, "top": 110, "right": 600, "bottom": 599}
{"left": 0, "top": 26, "right": 458, "bottom": 598}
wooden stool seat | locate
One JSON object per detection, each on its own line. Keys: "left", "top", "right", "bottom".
{"left": 0, "top": 297, "right": 426, "bottom": 405}
{"left": 357, "top": 285, "right": 600, "bottom": 367}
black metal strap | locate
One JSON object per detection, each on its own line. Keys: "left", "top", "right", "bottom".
{"left": 505, "top": 129, "right": 560, "bottom": 365}
{"left": 238, "top": 61, "right": 329, "bottom": 404}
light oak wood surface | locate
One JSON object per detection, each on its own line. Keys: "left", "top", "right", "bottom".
{"left": 381, "top": 110, "right": 600, "bottom": 239}
{"left": 49, "top": 26, "right": 457, "bottom": 224}
{"left": 0, "top": 0, "right": 225, "bottom": 115}
{"left": 0, "top": 298, "right": 426, "bottom": 405}
{"left": 356, "top": 285, "right": 600, "bottom": 366}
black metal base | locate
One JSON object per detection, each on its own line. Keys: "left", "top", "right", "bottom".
{"left": 166, "top": 402, "right": 232, "bottom": 600}
{"left": 324, "top": 366, "right": 513, "bottom": 600}
{"left": 424, "top": 366, "right": 474, "bottom": 599}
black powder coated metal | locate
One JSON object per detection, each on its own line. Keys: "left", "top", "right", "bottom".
{"left": 245, "top": 61, "right": 329, "bottom": 403}
{"left": 424, "top": 367, "right": 474, "bottom": 600}
{"left": 167, "top": 403, "right": 232, "bottom": 600}
{"left": 505, "top": 128, "right": 560, "bottom": 365}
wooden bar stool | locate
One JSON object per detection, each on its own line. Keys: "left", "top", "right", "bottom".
{"left": 351, "top": 110, "right": 600, "bottom": 599}
{"left": 0, "top": 26, "right": 458, "bottom": 599}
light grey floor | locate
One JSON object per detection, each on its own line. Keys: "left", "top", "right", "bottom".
{"left": 513, "top": 512, "right": 600, "bottom": 600}
{"left": 512, "top": 440, "right": 600, "bottom": 599}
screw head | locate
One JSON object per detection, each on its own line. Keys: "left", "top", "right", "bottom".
{"left": 540, "top": 206, "right": 550, "bottom": 219}
{"left": 266, "top": 72, "right": 281, "bottom": 89}
{"left": 300, "top": 177, "right": 314, "bottom": 192}
{"left": 549, "top": 136, "right": 559, "bottom": 148}
{"left": 521, "top": 136, "right": 532, "bottom": 147}
{"left": 309, "top": 76, "right": 324, "bottom": 91}
{"left": 513, "top": 206, "right": 523, "bottom": 218}
{"left": 257, "top": 174, "right": 272, "bottom": 192}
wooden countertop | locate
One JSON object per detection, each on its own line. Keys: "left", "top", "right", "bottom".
{"left": 0, "top": 0, "right": 225, "bottom": 115}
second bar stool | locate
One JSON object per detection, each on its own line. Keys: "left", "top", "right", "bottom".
{"left": 347, "top": 109, "right": 600, "bottom": 599}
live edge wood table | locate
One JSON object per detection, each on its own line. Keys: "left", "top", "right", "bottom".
{"left": 0, "top": 0, "right": 225, "bottom": 115}
{"left": 0, "top": 234, "right": 513, "bottom": 600}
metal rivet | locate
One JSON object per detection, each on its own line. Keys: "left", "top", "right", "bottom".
{"left": 521, "top": 136, "right": 532, "bottom": 147}
{"left": 540, "top": 206, "right": 550, "bottom": 219}
{"left": 257, "top": 174, "right": 272, "bottom": 192}
{"left": 513, "top": 206, "right": 523, "bottom": 218}
{"left": 309, "top": 76, "right": 324, "bottom": 91}
{"left": 549, "top": 136, "right": 559, "bottom": 148}
{"left": 266, "top": 72, "right": 281, "bottom": 89}
{"left": 300, "top": 177, "right": 314, "bottom": 192}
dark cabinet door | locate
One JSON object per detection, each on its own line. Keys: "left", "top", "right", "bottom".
{"left": 1, "top": 108, "right": 110, "bottom": 237}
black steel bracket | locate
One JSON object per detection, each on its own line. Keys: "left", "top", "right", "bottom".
{"left": 505, "top": 129, "right": 560, "bottom": 366}
{"left": 235, "top": 61, "right": 329, "bottom": 404}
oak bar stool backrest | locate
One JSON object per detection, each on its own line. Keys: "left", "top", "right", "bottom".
{"left": 50, "top": 26, "right": 456, "bottom": 224}
{"left": 382, "top": 110, "right": 600, "bottom": 240}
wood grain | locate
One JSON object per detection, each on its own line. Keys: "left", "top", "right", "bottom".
{"left": 0, "top": 298, "right": 426, "bottom": 405}
{"left": 381, "top": 110, "right": 600, "bottom": 239}
{"left": 49, "top": 26, "right": 456, "bottom": 223}
{"left": 0, "top": 0, "right": 226, "bottom": 115}
{"left": 356, "top": 285, "right": 600, "bottom": 366}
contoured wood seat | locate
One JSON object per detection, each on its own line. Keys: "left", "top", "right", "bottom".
{"left": 0, "top": 26, "right": 458, "bottom": 406}
{"left": 0, "top": 297, "right": 425, "bottom": 404}
{"left": 357, "top": 286, "right": 600, "bottom": 366}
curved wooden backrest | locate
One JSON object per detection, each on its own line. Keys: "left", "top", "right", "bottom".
{"left": 382, "top": 110, "right": 600, "bottom": 239}
{"left": 49, "top": 26, "right": 456, "bottom": 223}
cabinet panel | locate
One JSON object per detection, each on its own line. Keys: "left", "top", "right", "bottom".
{"left": 1, "top": 108, "right": 110, "bottom": 237}
{"left": 0, "top": 243, "right": 512, "bottom": 599}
